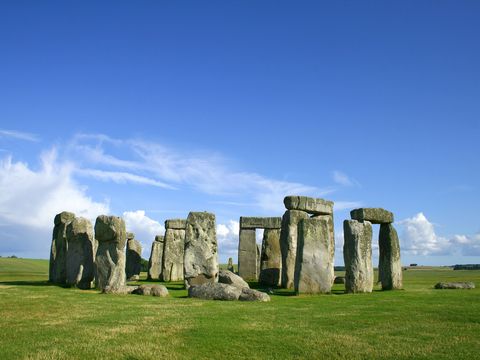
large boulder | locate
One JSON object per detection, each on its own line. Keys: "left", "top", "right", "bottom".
{"left": 294, "top": 217, "right": 334, "bottom": 294}
{"left": 188, "top": 283, "right": 242, "bottom": 301}
{"left": 434, "top": 282, "right": 475, "bottom": 289}
{"left": 343, "top": 220, "right": 373, "bottom": 293}
{"left": 350, "top": 208, "right": 394, "bottom": 224}
{"left": 132, "top": 284, "right": 169, "bottom": 297}
{"left": 49, "top": 211, "right": 75, "bottom": 285}
{"left": 162, "top": 219, "right": 186, "bottom": 282}
{"left": 239, "top": 288, "right": 271, "bottom": 302}
{"left": 259, "top": 228, "right": 282, "bottom": 287}
{"left": 218, "top": 270, "right": 249, "bottom": 289}
{"left": 147, "top": 235, "right": 164, "bottom": 280}
{"left": 94, "top": 215, "right": 127, "bottom": 293}
{"left": 65, "top": 217, "right": 95, "bottom": 289}
{"left": 184, "top": 212, "right": 218, "bottom": 289}
{"left": 126, "top": 233, "right": 142, "bottom": 281}
{"left": 378, "top": 223, "right": 403, "bottom": 290}
{"left": 280, "top": 210, "right": 309, "bottom": 289}
{"left": 283, "top": 196, "right": 333, "bottom": 215}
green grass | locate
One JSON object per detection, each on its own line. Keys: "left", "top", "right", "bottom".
{"left": 0, "top": 259, "right": 479, "bottom": 359}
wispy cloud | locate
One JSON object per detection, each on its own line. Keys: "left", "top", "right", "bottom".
{"left": 0, "top": 129, "right": 40, "bottom": 142}
{"left": 76, "top": 168, "right": 176, "bottom": 189}
{"left": 332, "top": 170, "right": 360, "bottom": 187}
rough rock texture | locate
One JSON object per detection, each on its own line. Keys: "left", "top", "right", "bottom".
{"left": 343, "top": 220, "right": 373, "bottom": 293}
{"left": 239, "top": 288, "right": 271, "bottom": 302}
{"left": 218, "top": 270, "right": 249, "bottom": 289}
{"left": 65, "top": 217, "right": 95, "bottom": 289}
{"left": 188, "top": 282, "right": 242, "bottom": 301}
{"left": 334, "top": 276, "right": 345, "bottom": 284}
{"left": 284, "top": 196, "right": 333, "bottom": 215}
{"left": 256, "top": 244, "right": 261, "bottom": 280}
{"left": 280, "top": 210, "right": 309, "bottom": 289}
{"left": 227, "top": 257, "right": 234, "bottom": 272}
{"left": 238, "top": 228, "right": 257, "bottom": 281}
{"left": 294, "top": 217, "right": 335, "bottom": 294}
{"left": 147, "top": 236, "right": 164, "bottom": 280}
{"left": 184, "top": 212, "right": 218, "bottom": 289}
{"left": 259, "top": 228, "right": 282, "bottom": 286}
{"left": 126, "top": 236, "right": 142, "bottom": 281}
{"left": 132, "top": 284, "right": 169, "bottom": 297}
{"left": 434, "top": 282, "right": 475, "bottom": 289}
{"left": 350, "top": 208, "right": 394, "bottom": 224}
{"left": 162, "top": 219, "right": 186, "bottom": 282}
{"left": 378, "top": 223, "right": 403, "bottom": 290}
{"left": 49, "top": 211, "right": 75, "bottom": 284}
{"left": 94, "top": 215, "right": 127, "bottom": 293}
{"left": 240, "top": 217, "right": 282, "bottom": 229}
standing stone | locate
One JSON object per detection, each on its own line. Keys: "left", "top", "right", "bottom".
{"left": 259, "top": 228, "right": 282, "bottom": 286}
{"left": 147, "top": 235, "right": 164, "bottom": 280}
{"left": 65, "top": 217, "right": 95, "bottom": 289}
{"left": 238, "top": 228, "right": 257, "bottom": 281}
{"left": 184, "top": 212, "right": 218, "bottom": 289}
{"left": 280, "top": 210, "right": 309, "bottom": 289}
{"left": 94, "top": 215, "right": 127, "bottom": 293}
{"left": 378, "top": 223, "right": 403, "bottom": 290}
{"left": 49, "top": 211, "right": 75, "bottom": 285}
{"left": 256, "top": 243, "right": 261, "bottom": 280}
{"left": 126, "top": 233, "right": 142, "bottom": 281}
{"left": 162, "top": 219, "right": 186, "bottom": 282}
{"left": 294, "top": 217, "right": 334, "bottom": 294}
{"left": 343, "top": 220, "right": 373, "bottom": 293}
{"left": 227, "top": 257, "right": 234, "bottom": 273}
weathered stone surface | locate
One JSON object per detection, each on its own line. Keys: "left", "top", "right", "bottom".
{"left": 284, "top": 196, "right": 333, "bottom": 215}
{"left": 334, "top": 276, "right": 345, "bottom": 284}
{"left": 239, "top": 288, "right": 271, "bottom": 302}
{"left": 434, "top": 282, "right": 475, "bottom": 289}
{"left": 259, "top": 228, "right": 282, "bottom": 287}
{"left": 184, "top": 212, "right": 218, "bottom": 289}
{"left": 294, "top": 217, "right": 334, "bottom": 294}
{"left": 256, "top": 243, "right": 261, "bottom": 279}
{"left": 103, "top": 285, "right": 139, "bottom": 295}
{"left": 65, "top": 217, "right": 95, "bottom": 289}
{"left": 280, "top": 210, "right": 309, "bottom": 289}
{"left": 227, "top": 257, "right": 234, "bottom": 272}
{"left": 350, "top": 208, "right": 394, "bottom": 224}
{"left": 127, "top": 232, "right": 135, "bottom": 240}
{"left": 49, "top": 211, "right": 75, "bottom": 284}
{"left": 164, "top": 219, "right": 187, "bottom": 230}
{"left": 126, "top": 237, "right": 142, "bottom": 281}
{"left": 188, "top": 282, "right": 241, "bottom": 301}
{"left": 162, "top": 221, "right": 185, "bottom": 282}
{"left": 343, "top": 220, "right": 373, "bottom": 293}
{"left": 94, "top": 215, "right": 127, "bottom": 293}
{"left": 240, "top": 217, "right": 282, "bottom": 229}
{"left": 238, "top": 228, "right": 257, "bottom": 281}
{"left": 218, "top": 270, "right": 249, "bottom": 289}
{"left": 132, "top": 284, "right": 169, "bottom": 297}
{"left": 147, "top": 236, "right": 164, "bottom": 280}
{"left": 378, "top": 223, "right": 403, "bottom": 290}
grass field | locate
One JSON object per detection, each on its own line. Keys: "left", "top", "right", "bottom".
{"left": 0, "top": 258, "right": 479, "bottom": 359}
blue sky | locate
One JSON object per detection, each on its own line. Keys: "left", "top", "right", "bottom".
{"left": 0, "top": 1, "right": 479, "bottom": 265}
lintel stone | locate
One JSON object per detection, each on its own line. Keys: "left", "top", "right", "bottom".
{"left": 240, "top": 217, "right": 281, "bottom": 229}
{"left": 283, "top": 196, "right": 333, "bottom": 215}
{"left": 165, "top": 219, "right": 187, "bottom": 230}
{"left": 350, "top": 208, "right": 394, "bottom": 224}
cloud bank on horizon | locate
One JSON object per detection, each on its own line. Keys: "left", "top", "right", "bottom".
{"left": 0, "top": 130, "right": 478, "bottom": 263}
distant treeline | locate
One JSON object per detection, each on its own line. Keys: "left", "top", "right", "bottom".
{"left": 453, "top": 264, "right": 480, "bottom": 270}
{"left": 334, "top": 266, "right": 345, "bottom": 271}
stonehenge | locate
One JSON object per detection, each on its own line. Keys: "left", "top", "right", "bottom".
{"left": 126, "top": 232, "right": 142, "bottom": 281}
{"left": 49, "top": 211, "right": 75, "bottom": 284}
{"left": 162, "top": 219, "right": 186, "bottom": 282}
{"left": 184, "top": 212, "right": 218, "bottom": 289}
{"left": 147, "top": 235, "right": 164, "bottom": 280}
{"left": 238, "top": 216, "right": 281, "bottom": 281}
{"left": 259, "top": 228, "right": 282, "bottom": 286}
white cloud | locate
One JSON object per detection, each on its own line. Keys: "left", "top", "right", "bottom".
{"left": 332, "top": 170, "right": 359, "bottom": 187}
{"left": 216, "top": 220, "right": 239, "bottom": 262}
{"left": 0, "top": 129, "right": 40, "bottom": 142}
{"left": 451, "top": 233, "right": 480, "bottom": 256}
{"left": 123, "top": 210, "right": 165, "bottom": 258}
{"left": 76, "top": 168, "right": 175, "bottom": 189}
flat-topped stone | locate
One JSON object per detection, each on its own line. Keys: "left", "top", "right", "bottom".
{"left": 240, "top": 217, "right": 282, "bottom": 229}
{"left": 165, "top": 219, "right": 187, "bottom": 229}
{"left": 54, "top": 211, "right": 75, "bottom": 226}
{"left": 154, "top": 235, "right": 164, "bottom": 242}
{"left": 350, "top": 208, "right": 394, "bottom": 224}
{"left": 283, "top": 196, "right": 333, "bottom": 215}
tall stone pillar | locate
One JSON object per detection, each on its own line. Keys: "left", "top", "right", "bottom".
{"left": 147, "top": 235, "right": 164, "bottom": 280}
{"left": 238, "top": 228, "right": 257, "bottom": 280}
{"left": 162, "top": 219, "right": 186, "bottom": 282}
{"left": 379, "top": 223, "right": 403, "bottom": 290}
{"left": 66, "top": 217, "right": 95, "bottom": 289}
{"left": 259, "top": 228, "right": 282, "bottom": 287}
{"left": 49, "top": 211, "right": 75, "bottom": 285}
{"left": 126, "top": 232, "right": 142, "bottom": 281}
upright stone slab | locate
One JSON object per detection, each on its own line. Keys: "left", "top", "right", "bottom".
{"left": 162, "top": 219, "right": 186, "bottom": 282}
{"left": 294, "top": 218, "right": 334, "bottom": 294}
{"left": 350, "top": 208, "right": 394, "bottom": 224}
{"left": 94, "top": 215, "right": 127, "bottom": 293}
{"left": 343, "top": 220, "right": 373, "bottom": 293}
{"left": 65, "top": 217, "right": 95, "bottom": 289}
{"left": 284, "top": 196, "right": 333, "bottom": 215}
{"left": 256, "top": 244, "right": 261, "bottom": 280}
{"left": 238, "top": 228, "right": 257, "bottom": 280}
{"left": 184, "top": 212, "right": 218, "bottom": 289}
{"left": 147, "top": 235, "right": 164, "bottom": 280}
{"left": 126, "top": 233, "right": 142, "bottom": 281}
{"left": 280, "top": 210, "right": 309, "bottom": 289}
{"left": 227, "top": 257, "right": 234, "bottom": 273}
{"left": 259, "top": 228, "right": 282, "bottom": 286}
{"left": 378, "top": 223, "right": 403, "bottom": 290}
{"left": 49, "top": 211, "right": 75, "bottom": 285}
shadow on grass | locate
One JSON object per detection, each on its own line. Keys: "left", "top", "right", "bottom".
{"left": 0, "top": 280, "right": 54, "bottom": 287}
